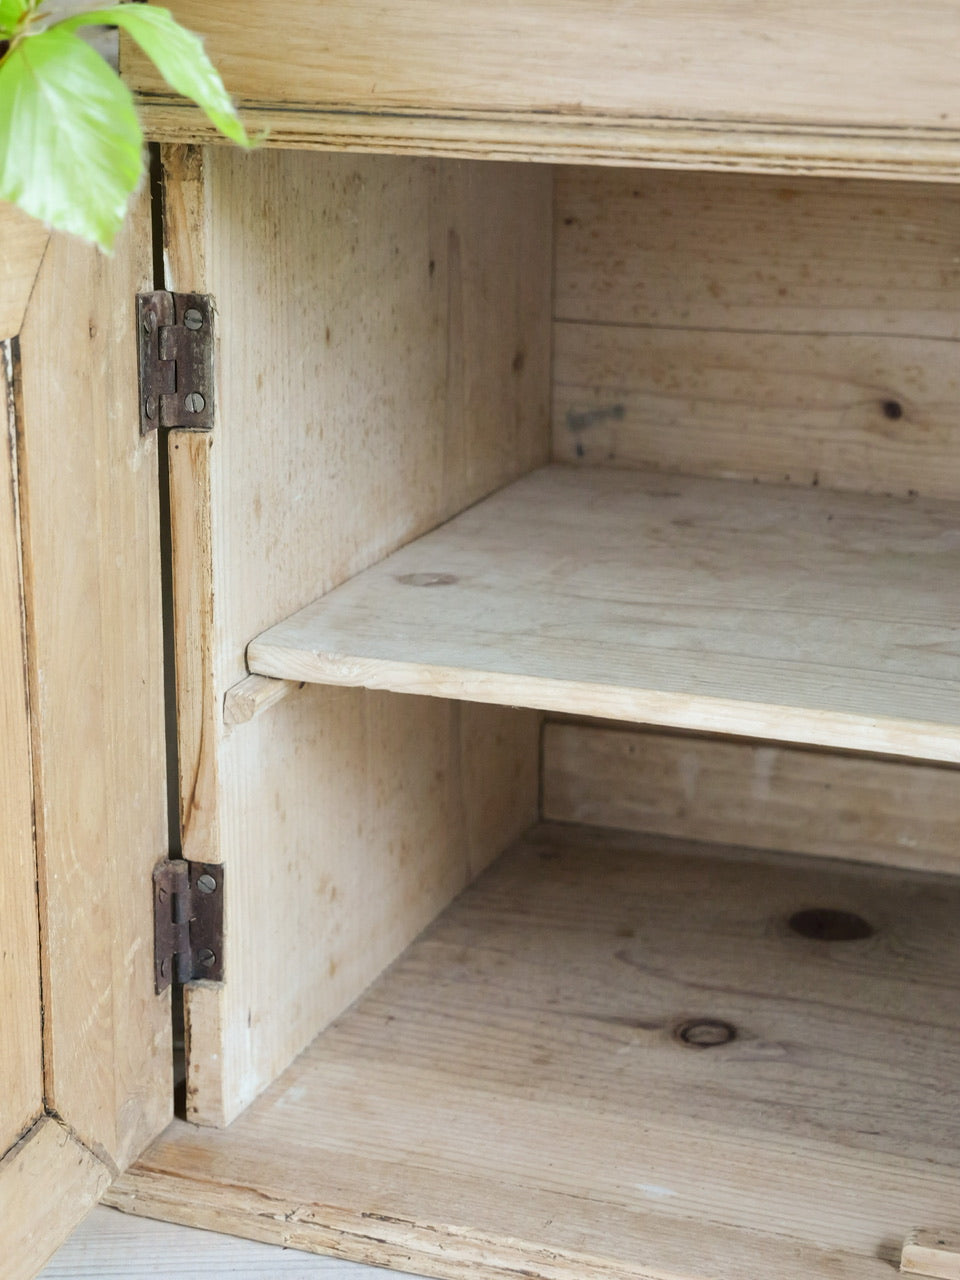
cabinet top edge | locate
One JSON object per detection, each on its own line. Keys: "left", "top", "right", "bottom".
{"left": 137, "top": 97, "right": 960, "bottom": 183}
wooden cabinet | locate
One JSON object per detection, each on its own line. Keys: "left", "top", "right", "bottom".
{"left": 4, "top": 6, "right": 960, "bottom": 1278}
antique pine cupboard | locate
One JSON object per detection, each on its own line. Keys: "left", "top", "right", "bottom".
{"left": 4, "top": 4, "right": 960, "bottom": 1278}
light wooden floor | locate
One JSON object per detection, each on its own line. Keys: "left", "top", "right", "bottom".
{"left": 40, "top": 1206, "right": 424, "bottom": 1278}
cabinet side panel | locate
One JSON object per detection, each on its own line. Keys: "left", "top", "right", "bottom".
{"left": 553, "top": 169, "right": 960, "bottom": 499}
{"left": 0, "top": 343, "right": 43, "bottom": 1158}
{"left": 16, "top": 192, "right": 172, "bottom": 1168}
{"left": 163, "top": 148, "right": 550, "bottom": 1123}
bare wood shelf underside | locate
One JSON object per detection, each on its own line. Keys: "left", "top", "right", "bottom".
{"left": 109, "top": 824, "right": 960, "bottom": 1279}
{"left": 248, "top": 466, "right": 960, "bottom": 762}
{"left": 127, "top": 1, "right": 960, "bottom": 179}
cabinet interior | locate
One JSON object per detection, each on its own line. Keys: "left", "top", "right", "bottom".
{"left": 110, "top": 145, "right": 960, "bottom": 1279}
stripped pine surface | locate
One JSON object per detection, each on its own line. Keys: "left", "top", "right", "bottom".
{"left": 160, "top": 146, "right": 550, "bottom": 1124}
{"left": 542, "top": 724, "right": 960, "bottom": 876}
{"left": 901, "top": 1230, "right": 960, "bottom": 1279}
{"left": 40, "top": 1206, "right": 426, "bottom": 1279}
{"left": 124, "top": 1, "right": 960, "bottom": 178}
{"left": 14, "top": 188, "right": 171, "bottom": 1169}
{"left": 0, "top": 204, "right": 49, "bottom": 341}
{"left": 223, "top": 674, "right": 301, "bottom": 727}
{"left": 248, "top": 465, "right": 960, "bottom": 763}
{"left": 5, "top": 1119, "right": 111, "bottom": 1280}
{"left": 553, "top": 169, "right": 960, "bottom": 500}
{"left": 0, "top": 343, "right": 42, "bottom": 1160}
{"left": 110, "top": 823, "right": 960, "bottom": 1279}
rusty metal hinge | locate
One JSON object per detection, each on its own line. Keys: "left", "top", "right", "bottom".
{"left": 137, "top": 291, "right": 214, "bottom": 434}
{"left": 153, "top": 859, "right": 225, "bottom": 993}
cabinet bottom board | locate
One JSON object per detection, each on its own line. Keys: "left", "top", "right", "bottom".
{"left": 107, "top": 823, "right": 960, "bottom": 1279}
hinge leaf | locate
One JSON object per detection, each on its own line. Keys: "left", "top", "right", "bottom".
{"left": 138, "top": 291, "right": 215, "bottom": 434}
{"left": 154, "top": 859, "right": 224, "bottom": 993}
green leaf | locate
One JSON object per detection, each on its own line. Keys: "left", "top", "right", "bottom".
{"left": 62, "top": 5, "right": 251, "bottom": 146}
{"left": 0, "top": 27, "right": 143, "bottom": 249}
{"left": 0, "top": 0, "right": 29, "bottom": 40}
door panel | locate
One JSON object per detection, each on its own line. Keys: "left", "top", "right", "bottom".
{"left": 0, "top": 188, "right": 172, "bottom": 1275}
{"left": 0, "top": 338, "right": 43, "bottom": 1158}
{"left": 15, "top": 186, "right": 172, "bottom": 1168}
{"left": 5, "top": 1118, "right": 111, "bottom": 1280}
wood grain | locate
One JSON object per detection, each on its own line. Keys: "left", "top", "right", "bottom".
{"left": 162, "top": 147, "right": 550, "bottom": 1124}
{"left": 167, "top": 431, "right": 219, "bottom": 863}
{"left": 109, "top": 824, "right": 960, "bottom": 1279}
{"left": 543, "top": 724, "right": 960, "bottom": 876}
{"left": 553, "top": 326, "right": 960, "bottom": 499}
{"left": 222, "top": 673, "right": 301, "bottom": 727}
{"left": 0, "top": 342, "right": 42, "bottom": 1159}
{"left": 248, "top": 465, "right": 960, "bottom": 763}
{"left": 902, "top": 1230, "right": 960, "bottom": 1279}
{"left": 124, "top": 2, "right": 960, "bottom": 177}
{"left": 15, "top": 192, "right": 171, "bottom": 1169}
{"left": 552, "top": 169, "right": 960, "bottom": 499}
{"left": 40, "top": 1205, "right": 425, "bottom": 1279}
{"left": 0, "top": 204, "right": 50, "bottom": 341}
{"left": 3, "top": 1117, "right": 110, "bottom": 1280}
{"left": 554, "top": 170, "right": 960, "bottom": 338}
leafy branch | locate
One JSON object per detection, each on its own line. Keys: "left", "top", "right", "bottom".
{"left": 0, "top": 1, "right": 251, "bottom": 249}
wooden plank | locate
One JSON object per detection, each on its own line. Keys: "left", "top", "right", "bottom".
{"left": 902, "top": 1230, "right": 960, "bottom": 1279}
{"left": 553, "top": 326, "right": 960, "bottom": 500}
{"left": 543, "top": 725, "right": 960, "bottom": 876}
{"left": 167, "top": 431, "right": 219, "bottom": 862}
{"left": 0, "top": 342, "right": 43, "bottom": 1158}
{"left": 136, "top": 102, "right": 960, "bottom": 183}
{"left": 3, "top": 1117, "right": 111, "bottom": 1280}
{"left": 552, "top": 170, "right": 960, "bottom": 500}
{"left": 15, "top": 191, "right": 171, "bottom": 1169}
{"left": 162, "top": 147, "right": 550, "bottom": 1123}
{"left": 124, "top": 2, "right": 960, "bottom": 177}
{"left": 0, "top": 204, "right": 50, "bottom": 341}
{"left": 109, "top": 824, "right": 960, "bottom": 1279}
{"left": 554, "top": 170, "right": 960, "bottom": 338}
{"left": 248, "top": 465, "right": 960, "bottom": 764}
{"left": 223, "top": 674, "right": 301, "bottom": 727}
{"left": 40, "top": 1206, "right": 424, "bottom": 1279}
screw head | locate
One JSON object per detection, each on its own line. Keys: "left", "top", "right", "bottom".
{"left": 183, "top": 308, "right": 204, "bottom": 330}
{"left": 196, "top": 873, "right": 217, "bottom": 895}
{"left": 184, "top": 392, "right": 206, "bottom": 414}
{"left": 197, "top": 948, "right": 216, "bottom": 968}
{"left": 142, "top": 311, "right": 157, "bottom": 334}
{"left": 144, "top": 395, "right": 158, "bottom": 420}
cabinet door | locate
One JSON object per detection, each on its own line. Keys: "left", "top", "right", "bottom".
{"left": 0, "top": 195, "right": 171, "bottom": 1278}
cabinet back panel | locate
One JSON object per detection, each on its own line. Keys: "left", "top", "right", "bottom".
{"left": 553, "top": 168, "right": 960, "bottom": 498}
{"left": 543, "top": 723, "right": 960, "bottom": 877}
{"left": 161, "top": 146, "right": 550, "bottom": 1123}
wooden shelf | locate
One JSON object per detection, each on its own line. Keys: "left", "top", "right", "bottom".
{"left": 109, "top": 823, "right": 960, "bottom": 1279}
{"left": 248, "top": 466, "right": 960, "bottom": 762}
{"left": 125, "top": 1, "right": 960, "bottom": 179}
